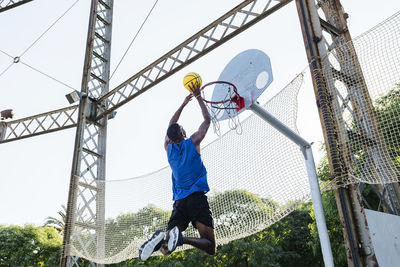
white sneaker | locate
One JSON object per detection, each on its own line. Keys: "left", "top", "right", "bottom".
{"left": 139, "top": 230, "right": 165, "bottom": 261}
{"left": 168, "top": 226, "right": 183, "bottom": 252}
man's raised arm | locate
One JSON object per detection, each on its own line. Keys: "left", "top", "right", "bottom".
{"left": 168, "top": 94, "right": 192, "bottom": 126}
{"left": 164, "top": 94, "right": 193, "bottom": 150}
{"left": 190, "top": 87, "right": 211, "bottom": 150}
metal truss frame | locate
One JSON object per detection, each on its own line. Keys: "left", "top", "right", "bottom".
{"left": 0, "top": 0, "right": 32, "bottom": 13}
{"left": 94, "top": 0, "right": 293, "bottom": 120}
{"left": 296, "top": 0, "right": 400, "bottom": 266}
{"left": 316, "top": 1, "right": 400, "bottom": 215}
{"left": 2, "top": 0, "right": 399, "bottom": 266}
{"left": 60, "top": 0, "right": 113, "bottom": 266}
{"left": 1, "top": 0, "right": 293, "bottom": 144}
{"left": 0, "top": 105, "right": 78, "bottom": 143}
{"left": 1, "top": 1, "right": 294, "bottom": 265}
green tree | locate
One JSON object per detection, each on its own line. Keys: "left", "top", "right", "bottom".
{"left": 308, "top": 85, "right": 400, "bottom": 266}
{"left": 0, "top": 224, "right": 62, "bottom": 266}
{"left": 105, "top": 204, "right": 170, "bottom": 257}
{"left": 209, "top": 190, "right": 277, "bottom": 239}
{"left": 265, "top": 207, "right": 316, "bottom": 267}
{"left": 43, "top": 204, "right": 67, "bottom": 235}
{"left": 375, "top": 85, "right": 400, "bottom": 165}
{"left": 108, "top": 190, "right": 319, "bottom": 267}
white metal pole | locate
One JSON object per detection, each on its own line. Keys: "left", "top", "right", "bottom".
{"left": 249, "top": 102, "right": 334, "bottom": 267}
{"left": 304, "top": 147, "right": 334, "bottom": 267}
{"left": 249, "top": 103, "right": 309, "bottom": 147}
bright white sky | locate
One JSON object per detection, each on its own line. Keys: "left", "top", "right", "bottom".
{"left": 0, "top": 0, "right": 399, "bottom": 226}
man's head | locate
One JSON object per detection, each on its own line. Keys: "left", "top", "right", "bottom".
{"left": 167, "top": 123, "right": 186, "bottom": 143}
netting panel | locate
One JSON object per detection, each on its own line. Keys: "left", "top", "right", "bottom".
{"left": 322, "top": 11, "right": 400, "bottom": 186}
{"left": 69, "top": 10, "right": 400, "bottom": 264}
{"left": 70, "top": 74, "right": 308, "bottom": 264}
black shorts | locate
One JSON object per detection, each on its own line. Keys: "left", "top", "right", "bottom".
{"left": 167, "top": 191, "right": 214, "bottom": 231}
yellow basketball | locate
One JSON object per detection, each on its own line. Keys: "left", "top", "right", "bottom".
{"left": 183, "top": 72, "right": 202, "bottom": 92}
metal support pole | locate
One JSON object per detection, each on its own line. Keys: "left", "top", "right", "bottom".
{"left": 294, "top": 0, "right": 380, "bottom": 265}
{"left": 0, "top": 122, "right": 6, "bottom": 141}
{"left": 249, "top": 102, "right": 334, "bottom": 267}
{"left": 61, "top": 0, "right": 113, "bottom": 266}
{"left": 249, "top": 103, "right": 308, "bottom": 147}
{"left": 304, "top": 147, "right": 334, "bottom": 267}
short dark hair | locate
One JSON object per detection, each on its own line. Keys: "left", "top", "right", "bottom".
{"left": 167, "top": 123, "right": 182, "bottom": 142}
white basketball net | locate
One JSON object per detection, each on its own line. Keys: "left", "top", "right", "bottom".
{"left": 200, "top": 81, "right": 243, "bottom": 135}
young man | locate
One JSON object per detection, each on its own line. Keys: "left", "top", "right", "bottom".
{"left": 139, "top": 86, "right": 216, "bottom": 261}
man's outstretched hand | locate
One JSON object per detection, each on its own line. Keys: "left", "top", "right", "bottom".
{"left": 183, "top": 94, "right": 193, "bottom": 105}
{"left": 191, "top": 86, "right": 201, "bottom": 98}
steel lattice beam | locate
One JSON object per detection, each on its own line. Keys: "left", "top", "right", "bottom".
{"left": 295, "top": 0, "right": 376, "bottom": 265}
{"left": 0, "top": 0, "right": 33, "bottom": 13}
{"left": 0, "top": 105, "right": 78, "bottom": 143}
{"left": 296, "top": 0, "right": 400, "bottom": 266}
{"left": 61, "top": 0, "right": 113, "bottom": 266}
{"left": 94, "top": 0, "right": 293, "bottom": 120}
{"left": 0, "top": 0, "right": 292, "bottom": 144}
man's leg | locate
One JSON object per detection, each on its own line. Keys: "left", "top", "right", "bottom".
{"left": 184, "top": 221, "right": 216, "bottom": 255}
{"left": 166, "top": 222, "right": 216, "bottom": 255}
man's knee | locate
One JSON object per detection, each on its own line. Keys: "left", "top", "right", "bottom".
{"left": 206, "top": 240, "right": 216, "bottom": 255}
{"left": 208, "top": 248, "right": 216, "bottom": 256}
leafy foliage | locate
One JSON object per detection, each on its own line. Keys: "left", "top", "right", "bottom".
{"left": 209, "top": 190, "right": 278, "bottom": 239}
{"left": 105, "top": 204, "right": 170, "bottom": 257}
{"left": 0, "top": 225, "right": 62, "bottom": 266}
{"left": 43, "top": 204, "right": 67, "bottom": 235}
{"left": 375, "top": 85, "right": 400, "bottom": 165}
{"left": 107, "top": 207, "right": 321, "bottom": 267}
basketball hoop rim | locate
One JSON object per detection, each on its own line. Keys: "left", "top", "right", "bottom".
{"left": 199, "top": 81, "right": 241, "bottom": 105}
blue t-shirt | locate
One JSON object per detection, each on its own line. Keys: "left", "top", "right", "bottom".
{"left": 167, "top": 138, "right": 209, "bottom": 200}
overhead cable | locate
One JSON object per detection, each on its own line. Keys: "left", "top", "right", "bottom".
{"left": 20, "top": 0, "right": 81, "bottom": 57}
{"left": 20, "top": 61, "right": 76, "bottom": 90}
{"left": 0, "top": 47, "right": 76, "bottom": 90}
{"left": 0, "top": 0, "right": 80, "bottom": 81}
{"left": 110, "top": 0, "right": 160, "bottom": 80}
